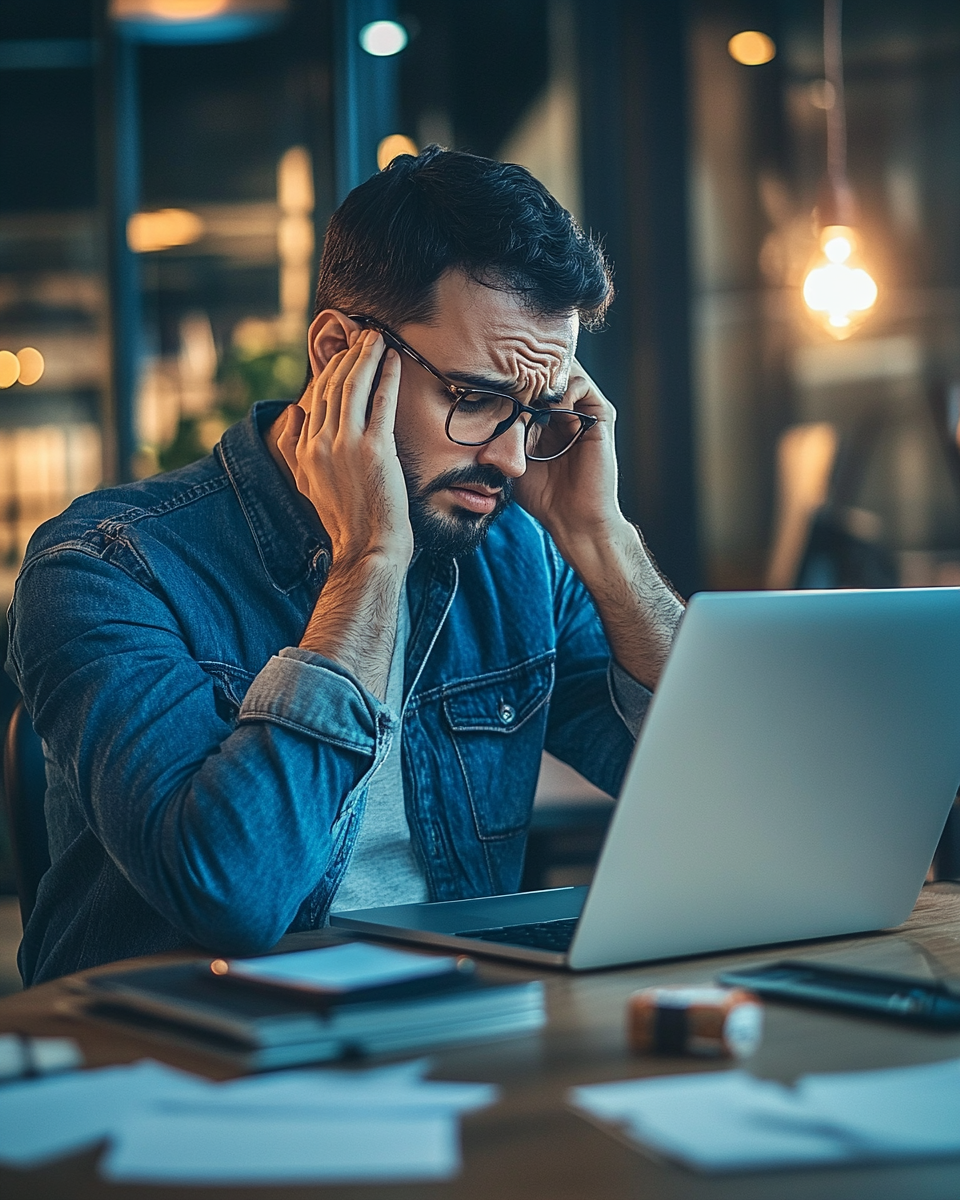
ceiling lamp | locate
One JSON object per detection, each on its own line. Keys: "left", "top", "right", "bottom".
{"left": 801, "top": 0, "right": 877, "bottom": 338}
{"left": 110, "top": 0, "right": 288, "bottom": 44}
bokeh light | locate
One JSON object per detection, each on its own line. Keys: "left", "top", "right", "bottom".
{"left": 377, "top": 134, "right": 418, "bottom": 170}
{"left": 145, "top": 0, "right": 229, "bottom": 16}
{"left": 0, "top": 351, "right": 20, "bottom": 389}
{"left": 16, "top": 347, "right": 45, "bottom": 386}
{"left": 127, "top": 208, "right": 205, "bottom": 253}
{"left": 359, "top": 20, "right": 408, "bottom": 57}
{"left": 727, "top": 31, "right": 776, "bottom": 65}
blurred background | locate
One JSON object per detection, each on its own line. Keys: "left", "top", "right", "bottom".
{"left": 2, "top": 0, "right": 960, "bottom": 984}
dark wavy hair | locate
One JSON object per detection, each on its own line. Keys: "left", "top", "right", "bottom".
{"left": 313, "top": 146, "right": 613, "bottom": 332}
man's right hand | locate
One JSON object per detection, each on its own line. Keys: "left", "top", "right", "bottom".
{"left": 277, "top": 327, "right": 413, "bottom": 572}
{"left": 276, "top": 326, "right": 411, "bottom": 700}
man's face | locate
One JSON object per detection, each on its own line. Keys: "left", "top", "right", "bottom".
{"left": 391, "top": 271, "right": 578, "bottom": 557}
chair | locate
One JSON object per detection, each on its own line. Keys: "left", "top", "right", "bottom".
{"left": 2, "top": 702, "right": 49, "bottom": 927}
{"left": 521, "top": 800, "right": 615, "bottom": 892}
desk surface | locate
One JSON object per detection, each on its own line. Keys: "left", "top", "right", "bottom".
{"left": 3, "top": 883, "right": 960, "bottom": 1199}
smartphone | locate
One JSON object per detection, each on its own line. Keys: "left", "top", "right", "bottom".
{"left": 717, "top": 960, "right": 960, "bottom": 1029}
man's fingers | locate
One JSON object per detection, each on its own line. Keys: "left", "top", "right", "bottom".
{"left": 339, "top": 331, "right": 387, "bottom": 435}
{"left": 312, "top": 332, "right": 368, "bottom": 438}
{"left": 367, "top": 348, "right": 401, "bottom": 434}
{"left": 276, "top": 403, "right": 306, "bottom": 473}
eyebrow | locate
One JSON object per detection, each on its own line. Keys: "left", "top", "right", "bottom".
{"left": 445, "top": 369, "right": 566, "bottom": 407}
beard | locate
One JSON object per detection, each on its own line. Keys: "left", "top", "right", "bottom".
{"left": 395, "top": 440, "right": 514, "bottom": 560}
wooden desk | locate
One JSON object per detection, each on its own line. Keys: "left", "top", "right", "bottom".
{"left": 3, "top": 883, "right": 960, "bottom": 1199}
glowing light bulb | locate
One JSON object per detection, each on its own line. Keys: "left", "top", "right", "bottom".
{"left": 802, "top": 225, "right": 877, "bottom": 337}
{"left": 359, "top": 20, "right": 407, "bottom": 56}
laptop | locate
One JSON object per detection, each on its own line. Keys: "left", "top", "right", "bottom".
{"left": 331, "top": 588, "right": 960, "bottom": 970}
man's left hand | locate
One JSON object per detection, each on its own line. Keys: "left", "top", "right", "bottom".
{"left": 514, "top": 358, "right": 624, "bottom": 552}
{"left": 515, "top": 359, "right": 684, "bottom": 690}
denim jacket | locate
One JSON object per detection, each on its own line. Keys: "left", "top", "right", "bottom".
{"left": 7, "top": 402, "right": 651, "bottom": 984}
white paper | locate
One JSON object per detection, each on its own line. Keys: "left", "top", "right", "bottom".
{"left": 570, "top": 1057, "right": 960, "bottom": 1172}
{"left": 226, "top": 941, "right": 457, "bottom": 991}
{"left": 572, "top": 1072, "right": 850, "bottom": 1171}
{"left": 102, "top": 1112, "right": 459, "bottom": 1184}
{"left": 0, "top": 1060, "right": 212, "bottom": 1167}
{"left": 0, "top": 1053, "right": 496, "bottom": 1184}
{"left": 179, "top": 1060, "right": 497, "bottom": 1115}
{"left": 102, "top": 1058, "right": 493, "bottom": 1184}
{"left": 0, "top": 1034, "right": 83, "bottom": 1080}
{"left": 797, "top": 1058, "right": 960, "bottom": 1154}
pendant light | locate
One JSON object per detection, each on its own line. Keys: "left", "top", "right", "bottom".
{"left": 801, "top": 0, "right": 877, "bottom": 338}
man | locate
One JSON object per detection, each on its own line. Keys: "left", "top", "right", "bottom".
{"left": 8, "top": 148, "right": 683, "bottom": 985}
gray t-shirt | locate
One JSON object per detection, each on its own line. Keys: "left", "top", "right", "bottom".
{"left": 329, "top": 589, "right": 428, "bottom": 914}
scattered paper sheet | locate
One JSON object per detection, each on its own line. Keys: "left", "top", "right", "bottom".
{"left": 225, "top": 941, "right": 458, "bottom": 991}
{"left": 188, "top": 1059, "right": 497, "bottom": 1115}
{"left": 102, "top": 1112, "right": 459, "bottom": 1184}
{"left": 570, "top": 1058, "right": 960, "bottom": 1172}
{"left": 797, "top": 1058, "right": 960, "bottom": 1153}
{"left": 0, "top": 1055, "right": 497, "bottom": 1184}
{"left": 0, "top": 1060, "right": 212, "bottom": 1167}
{"left": 0, "top": 1033, "right": 83, "bottom": 1080}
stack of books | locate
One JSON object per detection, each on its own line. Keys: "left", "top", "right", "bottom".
{"left": 81, "top": 942, "right": 544, "bottom": 1070}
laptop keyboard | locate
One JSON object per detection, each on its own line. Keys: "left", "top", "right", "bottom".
{"left": 454, "top": 917, "right": 578, "bottom": 953}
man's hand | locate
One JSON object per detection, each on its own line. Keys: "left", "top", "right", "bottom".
{"left": 276, "top": 328, "right": 410, "bottom": 700}
{"left": 277, "top": 328, "right": 412, "bottom": 570}
{"left": 515, "top": 360, "right": 684, "bottom": 690}
{"left": 513, "top": 358, "right": 620, "bottom": 549}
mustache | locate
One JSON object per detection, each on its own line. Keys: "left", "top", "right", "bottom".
{"left": 420, "top": 466, "right": 514, "bottom": 505}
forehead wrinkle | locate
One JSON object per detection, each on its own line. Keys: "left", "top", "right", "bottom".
{"left": 486, "top": 333, "right": 570, "bottom": 393}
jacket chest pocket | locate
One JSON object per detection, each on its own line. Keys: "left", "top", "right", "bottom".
{"left": 442, "top": 654, "right": 554, "bottom": 841}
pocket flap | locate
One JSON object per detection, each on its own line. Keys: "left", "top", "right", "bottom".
{"left": 442, "top": 654, "right": 554, "bottom": 733}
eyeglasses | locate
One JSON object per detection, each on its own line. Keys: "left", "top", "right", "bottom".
{"left": 349, "top": 315, "right": 597, "bottom": 462}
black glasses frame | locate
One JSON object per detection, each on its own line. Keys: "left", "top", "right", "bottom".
{"left": 349, "top": 314, "right": 597, "bottom": 462}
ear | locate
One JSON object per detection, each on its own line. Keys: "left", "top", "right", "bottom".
{"left": 307, "top": 310, "right": 363, "bottom": 377}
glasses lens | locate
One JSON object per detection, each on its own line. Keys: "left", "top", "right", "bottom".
{"left": 525, "top": 409, "right": 585, "bottom": 461}
{"left": 447, "top": 392, "right": 518, "bottom": 446}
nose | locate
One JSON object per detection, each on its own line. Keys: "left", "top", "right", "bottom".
{"left": 476, "top": 416, "right": 527, "bottom": 479}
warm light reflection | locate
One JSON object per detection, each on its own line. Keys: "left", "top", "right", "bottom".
{"left": 277, "top": 145, "right": 314, "bottom": 215}
{"left": 359, "top": 19, "right": 408, "bottom": 57}
{"left": 210, "top": 958, "right": 229, "bottom": 975}
{"left": 146, "top": 0, "right": 229, "bottom": 18}
{"left": 127, "top": 208, "right": 205, "bottom": 253}
{"left": 802, "top": 225, "right": 877, "bottom": 337}
{"left": 727, "top": 31, "right": 776, "bottom": 65}
{"left": 0, "top": 351, "right": 20, "bottom": 389}
{"left": 377, "top": 134, "right": 418, "bottom": 170}
{"left": 16, "top": 347, "right": 44, "bottom": 386}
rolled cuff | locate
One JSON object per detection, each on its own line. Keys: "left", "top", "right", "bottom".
{"left": 238, "top": 647, "right": 397, "bottom": 752}
{"left": 607, "top": 659, "right": 653, "bottom": 738}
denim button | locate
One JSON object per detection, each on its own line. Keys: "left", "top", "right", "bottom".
{"left": 498, "top": 701, "right": 516, "bottom": 725}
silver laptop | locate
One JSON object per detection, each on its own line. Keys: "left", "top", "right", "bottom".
{"left": 331, "top": 588, "right": 960, "bottom": 970}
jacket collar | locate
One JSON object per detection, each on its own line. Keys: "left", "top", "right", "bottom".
{"left": 218, "top": 401, "right": 331, "bottom": 594}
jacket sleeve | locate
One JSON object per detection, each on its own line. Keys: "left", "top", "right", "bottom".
{"left": 541, "top": 534, "right": 652, "bottom": 798}
{"left": 7, "top": 544, "right": 395, "bottom": 954}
